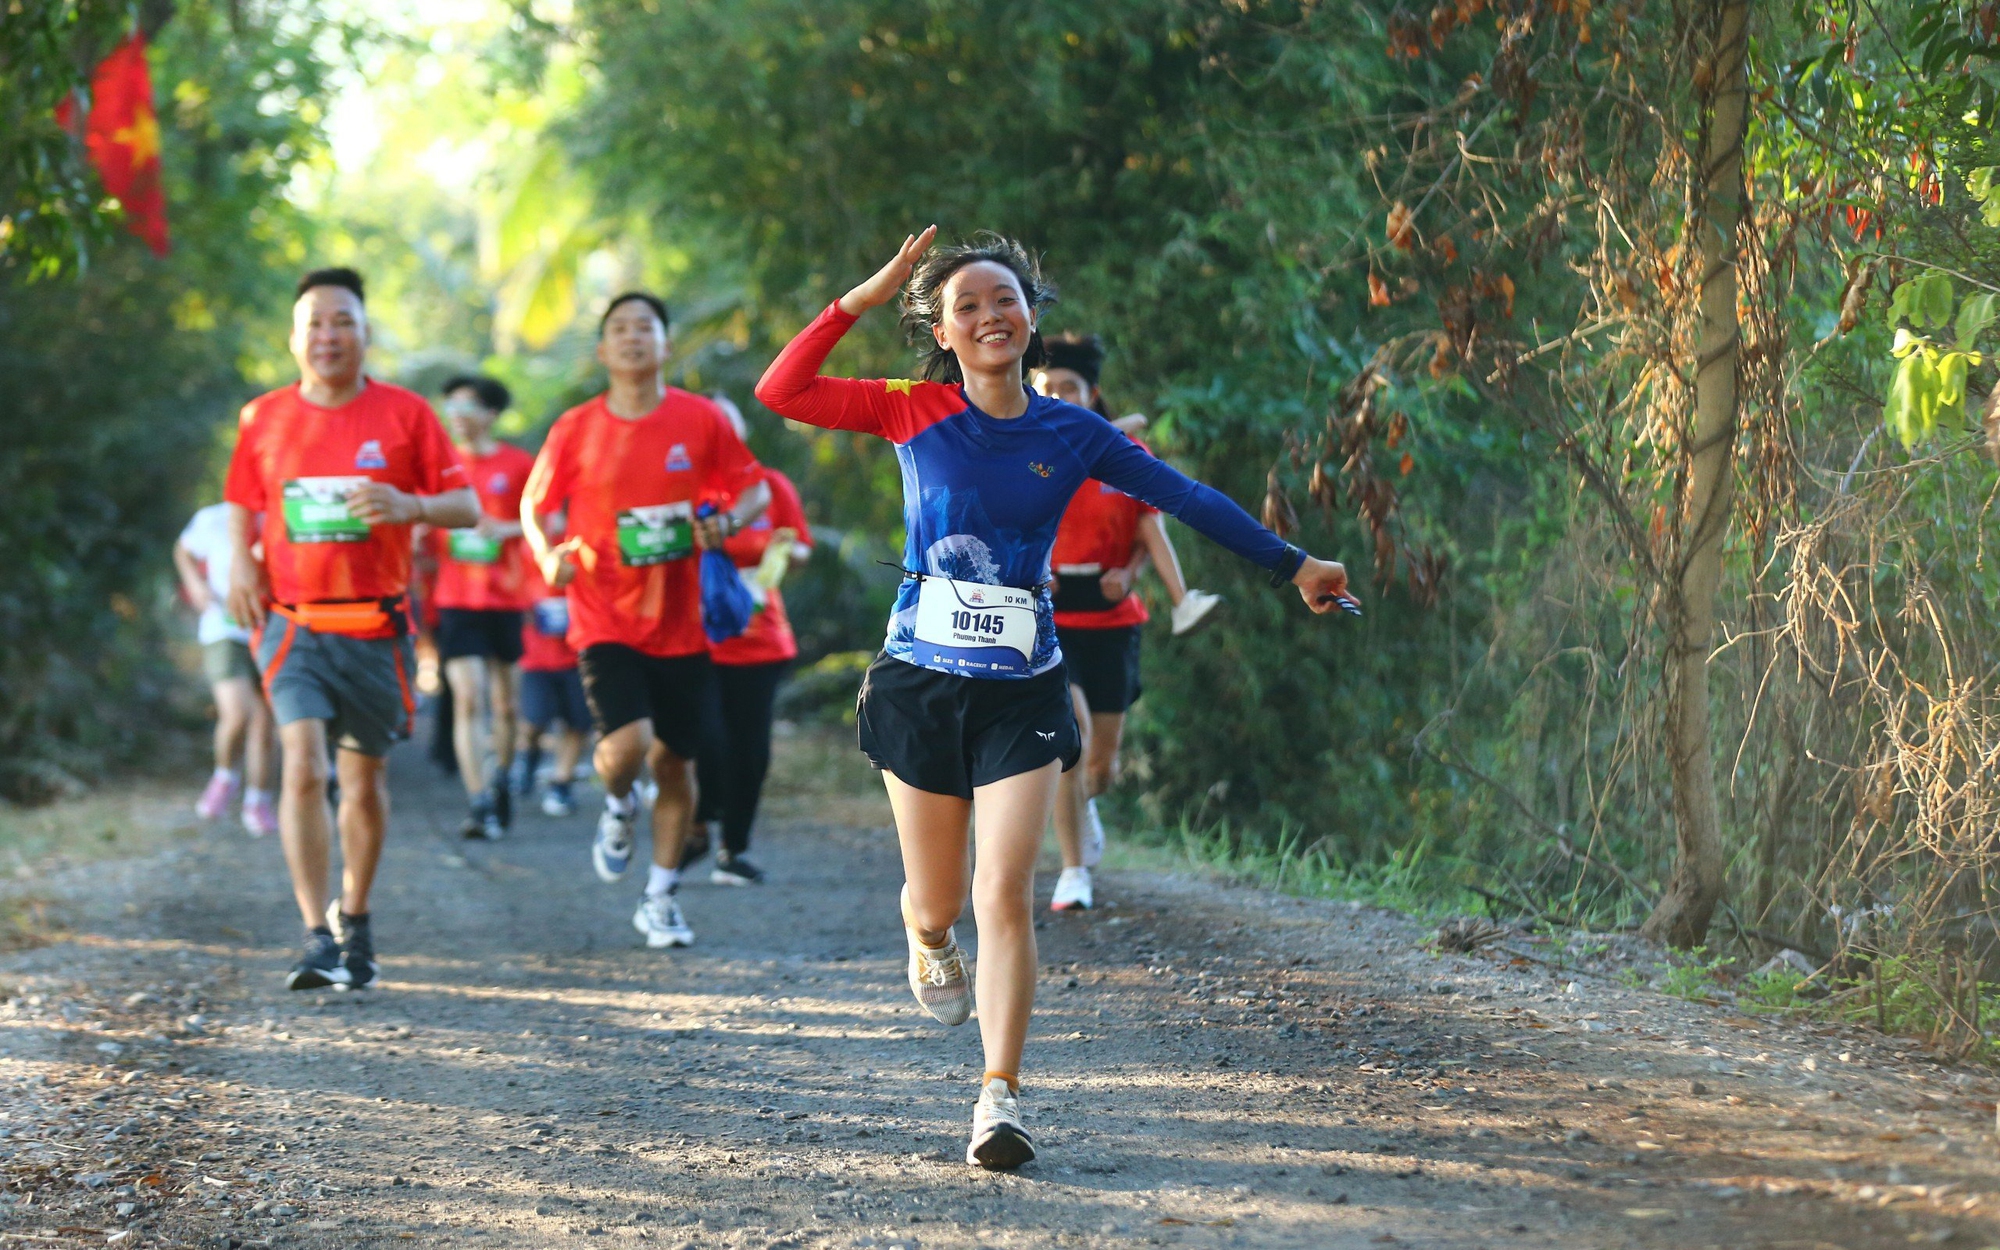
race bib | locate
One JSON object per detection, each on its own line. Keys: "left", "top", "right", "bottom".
{"left": 447, "top": 528, "right": 503, "bottom": 565}
{"left": 911, "top": 576, "right": 1037, "bottom": 676}
{"left": 616, "top": 502, "right": 693, "bottom": 567}
{"left": 531, "top": 596, "right": 570, "bottom": 637}
{"left": 282, "top": 477, "right": 370, "bottom": 543}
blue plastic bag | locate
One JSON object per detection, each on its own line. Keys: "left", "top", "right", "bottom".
{"left": 697, "top": 503, "right": 756, "bottom": 643}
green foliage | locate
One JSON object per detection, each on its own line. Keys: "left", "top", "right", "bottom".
{"left": 0, "top": 0, "right": 332, "bottom": 799}
{"left": 0, "top": 0, "right": 136, "bottom": 278}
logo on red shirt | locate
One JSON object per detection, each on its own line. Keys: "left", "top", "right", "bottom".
{"left": 665, "top": 443, "right": 692, "bottom": 472}
{"left": 488, "top": 471, "right": 511, "bottom": 494}
{"left": 355, "top": 439, "right": 387, "bottom": 469}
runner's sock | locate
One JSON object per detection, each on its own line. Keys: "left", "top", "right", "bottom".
{"left": 245, "top": 786, "right": 274, "bottom": 807}
{"left": 983, "top": 1071, "right": 1020, "bottom": 1095}
{"left": 606, "top": 791, "right": 636, "bottom": 817}
{"left": 213, "top": 767, "right": 243, "bottom": 786}
{"left": 645, "top": 864, "right": 679, "bottom": 898}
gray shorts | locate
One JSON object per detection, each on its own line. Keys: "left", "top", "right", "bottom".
{"left": 203, "top": 639, "right": 258, "bottom": 685}
{"left": 256, "top": 618, "right": 415, "bottom": 757}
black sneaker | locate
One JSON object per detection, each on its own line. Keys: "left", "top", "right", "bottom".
{"left": 461, "top": 795, "right": 496, "bottom": 841}
{"left": 677, "top": 824, "right": 713, "bottom": 871}
{"left": 711, "top": 853, "right": 764, "bottom": 886}
{"left": 286, "top": 930, "right": 351, "bottom": 991}
{"left": 338, "top": 915, "right": 378, "bottom": 990}
{"left": 488, "top": 778, "right": 512, "bottom": 831}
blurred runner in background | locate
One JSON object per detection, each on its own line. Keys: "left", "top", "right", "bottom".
{"left": 1034, "top": 334, "right": 1221, "bottom": 912}
{"left": 175, "top": 502, "right": 278, "bottom": 837}
{"left": 690, "top": 394, "right": 815, "bottom": 886}
{"left": 516, "top": 509, "right": 591, "bottom": 818}
{"left": 430, "top": 375, "right": 535, "bottom": 841}
{"left": 523, "top": 292, "right": 769, "bottom": 950}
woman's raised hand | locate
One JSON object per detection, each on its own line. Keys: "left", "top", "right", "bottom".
{"left": 838, "top": 225, "right": 938, "bottom": 316}
{"left": 1292, "top": 556, "right": 1359, "bottom": 616}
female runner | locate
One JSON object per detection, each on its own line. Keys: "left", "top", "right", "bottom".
{"left": 755, "top": 226, "right": 1353, "bottom": 1170}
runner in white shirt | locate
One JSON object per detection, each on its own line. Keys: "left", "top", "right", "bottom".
{"left": 174, "top": 503, "right": 278, "bottom": 836}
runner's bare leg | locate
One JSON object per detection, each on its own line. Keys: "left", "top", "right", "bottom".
{"left": 1051, "top": 684, "right": 1093, "bottom": 870}
{"left": 277, "top": 718, "right": 335, "bottom": 929}
{"left": 885, "top": 774, "right": 973, "bottom": 944}
{"left": 647, "top": 740, "right": 694, "bottom": 869}
{"left": 971, "top": 760, "right": 1062, "bottom": 1076}
{"left": 335, "top": 748, "right": 390, "bottom": 915}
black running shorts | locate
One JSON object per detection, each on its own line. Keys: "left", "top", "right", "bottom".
{"left": 856, "top": 652, "right": 1081, "bottom": 799}
{"left": 577, "top": 644, "right": 710, "bottom": 758}
{"left": 437, "top": 608, "right": 525, "bottom": 664}
{"left": 1057, "top": 624, "right": 1143, "bottom": 714}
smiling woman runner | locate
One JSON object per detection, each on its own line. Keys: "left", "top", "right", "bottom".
{"left": 755, "top": 227, "right": 1355, "bottom": 1170}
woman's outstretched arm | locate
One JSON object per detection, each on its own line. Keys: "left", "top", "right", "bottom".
{"left": 1088, "top": 431, "right": 1353, "bottom": 614}
{"left": 755, "top": 226, "right": 940, "bottom": 435}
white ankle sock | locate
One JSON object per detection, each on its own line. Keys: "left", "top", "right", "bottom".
{"left": 244, "top": 787, "right": 273, "bottom": 806}
{"left": 213, "top": 767, "right": 241, "bottom": 785}
{"left": 646, "top": 865, "right": 679, "bottom": 897}
{"left": 606, "top": 791, "right": 635, "bottom": 817}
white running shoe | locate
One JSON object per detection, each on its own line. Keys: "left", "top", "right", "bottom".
{"left": 1171, "top": 588, "right": 1223, "bottom": 637}
{"left": 593, "top": 804, "right": 636, "bottom": 882}
{"left": 904, "top": 908, "right": 973, "bottom": 1025}
{"left": 1051, "top": 866, "right": 1094, "bottom": 912}
{"left": 1081, "top": 798, "right": 1106, "bottom": 868}
{"left": 633, "top": 892, "right": 694, "bottom": 948}
{"left": 966, "top": 1077, "right": 1035, "bottom": 1170}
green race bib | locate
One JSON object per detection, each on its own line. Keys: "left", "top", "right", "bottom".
{"left": 616, "top": 503, "right": 693, "bottom": 567}
{"left": 447, "top": 528, "right": 503, "bottom": 565}
{"left": 282, "top": 477, "right": 370, "bottom": 543}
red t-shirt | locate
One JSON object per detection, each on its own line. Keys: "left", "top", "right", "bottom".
{"left": 712, "top": 468, "right": 814, "bottom": 667}
{"left": 223, "top": 380, "right": 466, "bottom": 606}
{"left": 430, "top": 441, "right": 536, "bottom": 612}
{"left": 1050, "top": 435, "right": 1158, "bottom": 629}
{"left": 522, "top": 390, "right": 761, "bottom": 658}
{"left": 517, "top": 551, "right": 578, "bottom": 673}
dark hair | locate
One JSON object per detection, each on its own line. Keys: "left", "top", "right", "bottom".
{"left": 441, "top": 374, "right": 511, "bottom": 415}
{"left": 899, "top": 232, "right": 1057, "bottom": 384}
{"left": 599, "top": 291, "right": 670, "bottom": 336}
{"left": 1038, "top": 333, "right": 1112, "bottom": 417}
{"left": 296, "top": 267, "right": 364, "bottom": 303}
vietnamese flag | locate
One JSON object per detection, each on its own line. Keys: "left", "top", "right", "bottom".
{"left": 67, "top": 34, "right": 171, "bottom": 256}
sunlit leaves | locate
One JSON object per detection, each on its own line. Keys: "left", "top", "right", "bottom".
{"left": 1882, "top": 272, "right": 1993, "bottom": 447}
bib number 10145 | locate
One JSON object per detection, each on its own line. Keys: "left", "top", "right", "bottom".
{"left": 911, "top": 576, "right": 1037, "bottom": 676}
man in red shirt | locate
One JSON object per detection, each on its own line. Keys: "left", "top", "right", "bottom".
{"left": 224, "top": 268, "right": 478, "bottom": 991}
{"left": 522, "top": 292, "right": 769, "bottom": 949}
{"left": 690, "top": 395, "right": 816, "bottom": 886}
{"left": 1036, "top": 335, "right": 1219, "bottom": 912}
{"left": 431, "top": 374, "right": 537, "bottom": 841}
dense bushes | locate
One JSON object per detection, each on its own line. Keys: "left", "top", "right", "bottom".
{"left": 0, "top": 0, "right": 331, "bottom": 800}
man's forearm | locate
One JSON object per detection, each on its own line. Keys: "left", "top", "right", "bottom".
{"left": 420, "top": 488, "right": 480, "bottom": 529}
{"left": 727, "top": 480, "right": 773, "bottom": 534}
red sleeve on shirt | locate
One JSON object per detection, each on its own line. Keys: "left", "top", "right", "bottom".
{"left": 703, "top": 401, "right": 762, "bottom": 504}
{"left": 769, "top": 470, "right": 812, "bottom": 547}
{"left": 411, "top": 402, "right": 468, "bottom": 495}
{"left": 754, "top": 302, "right": 962, "bottom": 443}
{"left": 222, "top": 400, "right": 267, "bottom": 513}
{"left": 523, "top": 409, "right": 576, "bottom": 517}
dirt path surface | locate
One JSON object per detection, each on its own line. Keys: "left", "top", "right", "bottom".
{"left": 6, "top": 724, "right": 2000, "bottom": 1249}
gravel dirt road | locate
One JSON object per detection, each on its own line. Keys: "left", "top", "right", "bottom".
{"left": 4, "top": 722, "right": 2000, "bottom": 1249}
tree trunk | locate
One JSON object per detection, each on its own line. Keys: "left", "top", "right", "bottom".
{"left": 1642, "top": 0, "right": 1749, "bottom": 949}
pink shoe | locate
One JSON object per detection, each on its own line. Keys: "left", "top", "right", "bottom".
{"left": 196, "top": 772, "right": 239, "bottom": 822}
{"left": 241, "top": 791, "right": 277, "bottom": 838}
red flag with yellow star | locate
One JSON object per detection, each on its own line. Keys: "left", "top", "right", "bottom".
{"left": 75, "top": 34, "right": 171, "bottom": 256}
